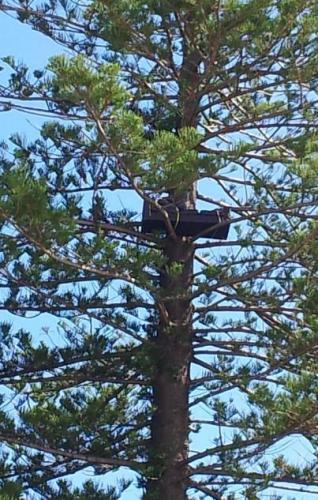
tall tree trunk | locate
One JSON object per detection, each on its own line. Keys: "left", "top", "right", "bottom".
{"left": 146, "top": 239, "right": 194, "bottom": 500}
{"left": 145, "top": 30, "right": 200, "bottom": 498}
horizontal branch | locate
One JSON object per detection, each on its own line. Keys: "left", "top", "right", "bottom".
{"left": 0, "top": 433, "right": 142, "bottom": 471}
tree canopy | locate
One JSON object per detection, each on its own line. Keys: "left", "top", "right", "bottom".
{"left": 0, "top": 1, "right": 318, "bottom": 498}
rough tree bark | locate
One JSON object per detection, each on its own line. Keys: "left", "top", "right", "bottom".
{"left": 147, "top": 238, "right": 194, "bottom": 500}
{"left": 146, "top": 34, "right": 200, "bottom": 499}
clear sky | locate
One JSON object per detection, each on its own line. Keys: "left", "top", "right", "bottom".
{"left": 0, "top": 13, "right": 58, "bottom": 137}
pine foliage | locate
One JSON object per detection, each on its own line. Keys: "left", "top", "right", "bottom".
{"left": 0, "top": 0, "right": 318, "bottom": 498}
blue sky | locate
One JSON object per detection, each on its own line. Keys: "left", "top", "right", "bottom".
{"left": 0, "top": 13, "right": 58, "bottom": 138}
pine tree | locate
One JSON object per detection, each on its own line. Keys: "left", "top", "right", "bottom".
{"left": 0, "top": 1, "right": 318, "bottom": 498}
